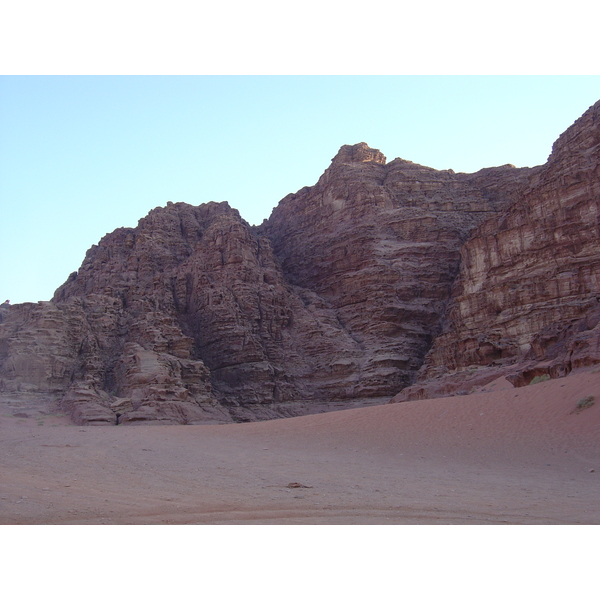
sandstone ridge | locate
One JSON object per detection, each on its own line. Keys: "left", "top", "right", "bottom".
{"left": 1, "top": 101, "right": 599, "bottom": 424}
{"left": 393, "top": 99, "right": 600, "bottom": 402}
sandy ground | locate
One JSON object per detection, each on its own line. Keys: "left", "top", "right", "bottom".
{"left": 1, "top": 368, "right": 599, "bottom": 525}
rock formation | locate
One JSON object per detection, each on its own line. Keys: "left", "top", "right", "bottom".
{"left": 261, "top": 144, "right": 534, "bottom": 398}
{"left": 1, "top": 100, "right": 599, "bottom": 423}
{"left": 393, "top": 99, "right": 600, "bottom": 401}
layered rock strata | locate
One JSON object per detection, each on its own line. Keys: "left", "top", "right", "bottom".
{"left": 394, "top": 99, "right": 600, "bottom": 402}
{"left": 261, "top": 144, "right": 534, "bottom": 398}
{"left": 1, "top": 146, "right": 527, "bottom": 424}
{"left": 15, "top": 202, "right": 368, "bottom": 423}
{"left": 1, "top": 100, "right": 599, "bottom": 423}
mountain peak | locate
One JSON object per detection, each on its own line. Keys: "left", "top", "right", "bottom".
{"left": 331, "top": 143, "right": 386, "bottom": 166}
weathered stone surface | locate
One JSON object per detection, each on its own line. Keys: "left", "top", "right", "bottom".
{"left": 2, "top": 101, "right": 599, "bottom": 422}
{"left": 394, "top": 99, "right": 600, "bottom": 402}
{"left": 1, "top": 202, "right": 368, "bottom": 423}
{"left": 261, "top": 142, "right": 534, "bottom": 398}
{"left": 62, "top": 383, "right": 117, "bottom": 426}
{"left": 0, "top": 300, "right": 90, "bottom": 395}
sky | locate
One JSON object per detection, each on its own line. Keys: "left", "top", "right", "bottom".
{"left": 1, "top": 75, "right": 599, "bottom": 304}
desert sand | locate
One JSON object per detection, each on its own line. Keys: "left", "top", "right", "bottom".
{"left": 1, "top": 368, "right": 599, "bottom": 525}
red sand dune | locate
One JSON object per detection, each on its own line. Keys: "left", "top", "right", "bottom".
{"left": 1, "top": 368, "right": 599, "bottom": 524}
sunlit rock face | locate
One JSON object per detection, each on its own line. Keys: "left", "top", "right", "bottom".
{"left": 394, "top": 99, "right": 600, "bottom": 402}
{"left": 261, "top": 143, "right": 533, "bottom": 399}
{"left": 44, "top": 201, "right": 367, "bottom": 423}
{"left": 1, "top": 200, "right": 370, "bottom": 424}
{"left": 1, "top": 101, "right": 599, "bottom": 423}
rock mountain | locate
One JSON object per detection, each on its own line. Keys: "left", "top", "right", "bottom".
{"left": 1, "top": 100, "right": 599, "bottom": 424}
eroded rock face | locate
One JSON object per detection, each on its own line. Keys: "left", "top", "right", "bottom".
{"left": 394, "top": 99, "right": 600, "bottom": 402}
{"left": 261, "top": 143, "right": 534, "bottom": 397}
{"left": 2, "top": 101, "right": 599, "bottom": 423}
{"left": 1, "top": 201, "right": 369, "bottom": 424}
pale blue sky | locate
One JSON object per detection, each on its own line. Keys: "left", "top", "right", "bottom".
{"left": 1, "top": 75, "right": 599, "bottom": 304}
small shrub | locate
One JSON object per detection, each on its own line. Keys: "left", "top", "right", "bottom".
{"left": 529, "top": 374, "right": 550, "bottom": 385}
{"left": 576, "top": 395, "right": 595, "bottom": 411}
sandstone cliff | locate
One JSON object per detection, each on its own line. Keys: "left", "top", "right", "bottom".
{"left": 261, "top": 144, "right": 534, "bottom": 398}
{"left": 1, "top": 101, "right": 599, "bottom": 423}
{"left": 2, "top": 202, "right": 370, "bottom": 424}
{"left": 394, "top": 99, "right": 600, "bottom": 401}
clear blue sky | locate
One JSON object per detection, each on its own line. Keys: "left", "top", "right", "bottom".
{"left": 1, "top": 75, "right": 599, "bottom": 304}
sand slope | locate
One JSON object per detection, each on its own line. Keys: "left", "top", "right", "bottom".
{"left": 1, "top": 369, "right": 599, "bottom": 524}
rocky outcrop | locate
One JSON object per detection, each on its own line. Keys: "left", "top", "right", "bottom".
{"left": 2, "top": 101, "right": 599, "bottom": 423}
{"left": 394, "top": 99, "right": 600, "bottom": 402}
{"left": 261, "top": 143, "right": 534, "bottom": 397}
{"left": 1, "top": 201, "right": 374, "bottom": 423}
